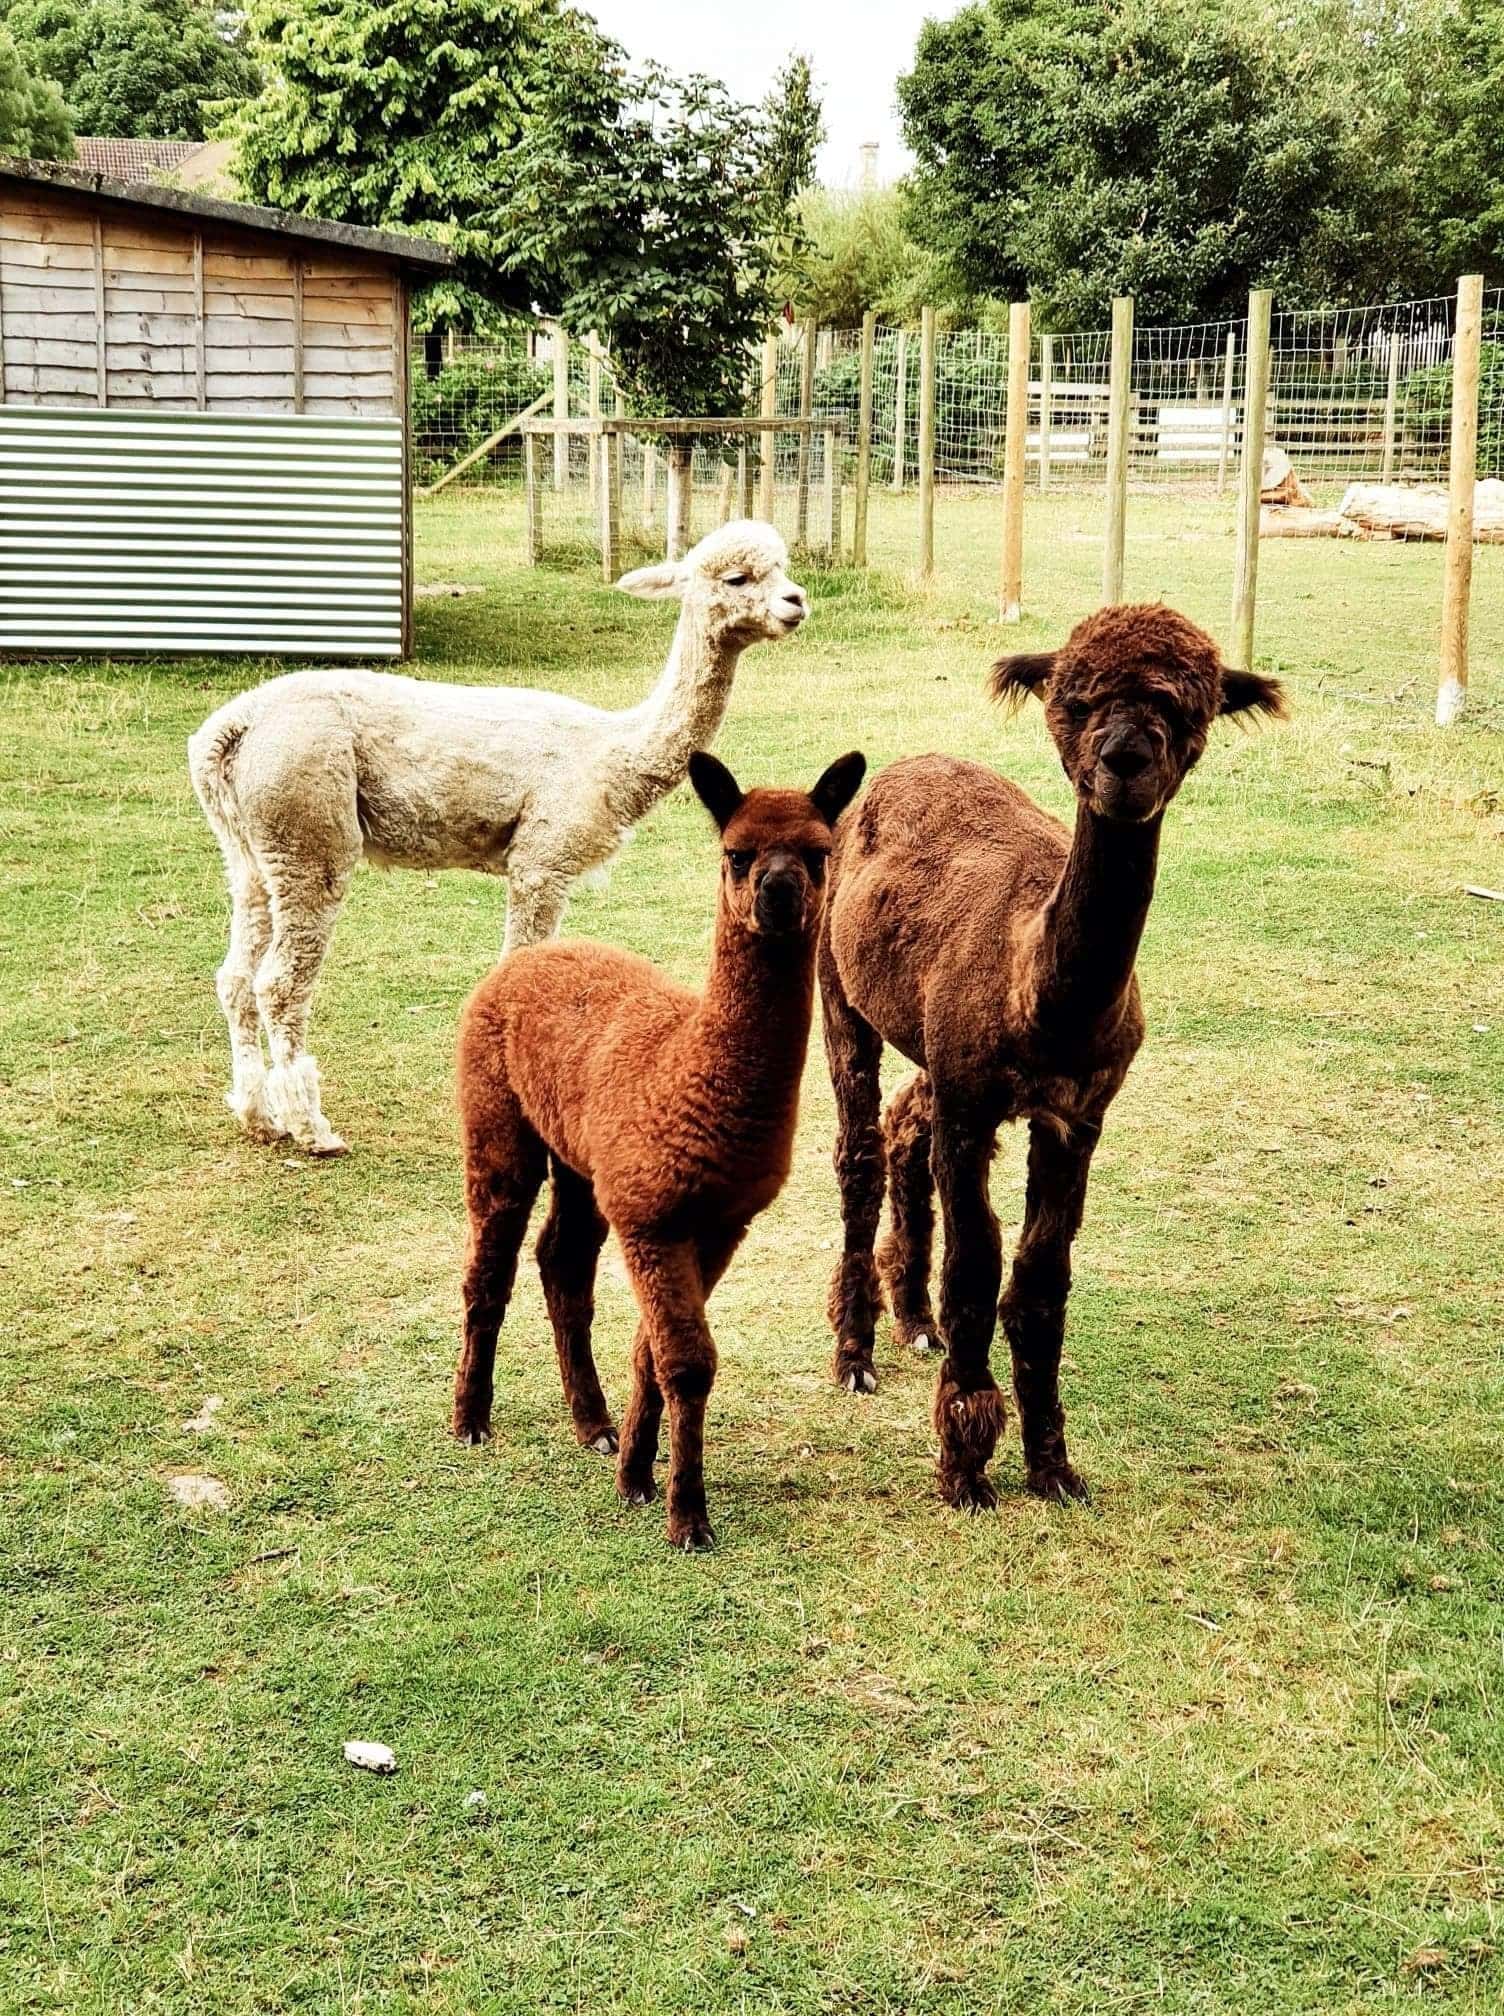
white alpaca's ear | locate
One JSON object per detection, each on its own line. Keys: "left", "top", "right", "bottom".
{"left": 615, "top": 562, "right": 687, "bottom": 601}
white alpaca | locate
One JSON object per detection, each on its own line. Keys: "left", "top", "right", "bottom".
{"left": 188, "top": 520, "right": 808, "bottom": 1157}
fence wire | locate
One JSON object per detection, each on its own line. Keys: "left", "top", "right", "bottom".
{"left": 413, "top": 293, "right": 1504, "bottom": 524}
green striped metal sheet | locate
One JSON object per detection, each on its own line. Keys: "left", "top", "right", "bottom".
{"left": 0, "top": 407, "right": 405, "bottom": 657}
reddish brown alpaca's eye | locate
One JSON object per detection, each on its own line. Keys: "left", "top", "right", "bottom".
{"left": 1065, "top": 700, "right": 1090, "bottom": 723}
{"left": 726, "top": 850, "right": 755, "bottom": 879}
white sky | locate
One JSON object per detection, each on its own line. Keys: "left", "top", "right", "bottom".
{"left": 580, "top": 0, "right": 964, "bottom": 187}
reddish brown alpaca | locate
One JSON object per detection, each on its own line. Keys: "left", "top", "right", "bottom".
{"left": 820, "top": 604, "right": 1286, "bottom": 1509}
{"left": 454, "top": 748, "right": 866, "bottom": 1549}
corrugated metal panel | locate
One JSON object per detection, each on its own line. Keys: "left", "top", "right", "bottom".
{"left": 0, "top": 406, "right": 405, "bottom": 656}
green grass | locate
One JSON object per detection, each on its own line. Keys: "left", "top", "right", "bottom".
{"left": 2, "top": 488, "right": 1502, "bottom": 2013}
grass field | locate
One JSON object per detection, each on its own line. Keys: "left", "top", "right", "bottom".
{"left": 3, "top": 487, "right": 1502, "bottom": 2013}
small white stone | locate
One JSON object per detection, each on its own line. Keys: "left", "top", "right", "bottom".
{"left": 343, "top": 1740, "right": 397, "bottom": 1775}
{"left": 167, "top": 1473, "right": 231, "bottom": 1513}
{"left": 464, "top": 1789, "right": 488, "bottom": 1810}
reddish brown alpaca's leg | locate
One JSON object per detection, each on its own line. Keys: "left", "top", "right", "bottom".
{"left": 1000, "top": 1118, "right": 1097, "bottom": 1502}
{"left": 616, "top": 1320, "right": 662, "bottom": 1507}
{"left": 930, "top": 1102, "right": 1008, "bottom": 1511}
{"left": 619, "top": 1236, "right": 719, "bottom": 1551}
{"left": 453, "top": 1099, "right": 547, "bottom": 1446}
{"left": 877, "top": 1073, "right": 939, "bottom": 1354}
{"left": 821, "top": 937, "right": 885, "bottom": 1394}
{"left": 536, "top": 1157, "right": 616, "bottom": 1456}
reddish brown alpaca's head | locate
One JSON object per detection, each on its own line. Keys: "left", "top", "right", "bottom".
{"left": 688, "top": 750, "right": 867, "bottom": 938}
{"left": 992, "top": 604, "right": 1288, "bottom": 825}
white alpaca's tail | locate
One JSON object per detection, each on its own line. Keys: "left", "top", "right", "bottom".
{"left": 188, "top": 701, "right": 255, "bottom": 867}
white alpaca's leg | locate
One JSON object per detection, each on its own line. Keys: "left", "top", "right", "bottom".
{"left": 216, "top": 856, "right": 278, "bottom": 1140}
{"left": 256, "top": 867, "right": 353, "bottom": 1156}
{"left": 501, "top": 868, "right": 571, "bottom": 953}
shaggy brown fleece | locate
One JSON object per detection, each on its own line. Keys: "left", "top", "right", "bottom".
{"left": 453, "top": 749, "right": 865, "bottom": 1550}
{"left": 819, "top": 603, "right": 1286, "bottom": 1510}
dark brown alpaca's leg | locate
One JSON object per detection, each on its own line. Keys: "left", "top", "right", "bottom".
{"left": 821, "top": 937, "right": 885, "bottom": 1394}
{"left": 877, "top": 1072, "right": 939, "bottom": 1354}
{"left": 536, "top": 1156, "right": 615, "bottom": 1455}
{"left": 453, "top": 1097, "right": 547, "bottom": 1446}
{"left": 619, "top": 1236, "right": 718, "bottom": 1551}
{"left": 1000, "top": 1118, "right": 1097, "bottom": 1502}
{"left": 930, "top": 1100, "right": 1008, "bottom": 1510}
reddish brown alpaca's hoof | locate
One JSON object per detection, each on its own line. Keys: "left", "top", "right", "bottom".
{"left": 668, "top": 1514, "right": 716, "bottom": 1552}
{"left": 932, "top": 1365, "right": 1006, "bottom": 1512}
{"left": 578, "top": 1424, "right": 619, "bottom": 1457}
{"left": 1026, "top": 1461, "right": 1090, "bottom": 1504}
{"left": 832, "top": 1342, "right": 878, "bottom": 1394}
{"left": 454, "top": 1423, "right": 491, "bottom": 1447}
{"left": 617, "top": 1467, "right": 656, "bottom": 1507}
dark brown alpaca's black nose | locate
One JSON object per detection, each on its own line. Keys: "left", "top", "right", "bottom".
{"left": 1100, "top": 731, "right": 1152, "bottom": 781}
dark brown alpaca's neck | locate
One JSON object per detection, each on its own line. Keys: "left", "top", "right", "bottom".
{"left": 1033, "top": 804, "right": 1162, "bottom": 1035}
{"left": 697, "top": 906, "right": 819, "bottom": 1105}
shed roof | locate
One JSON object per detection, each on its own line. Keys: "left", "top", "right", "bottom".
{"left": 0, "top": 155, "right": 455, "bottom": 274}
{"left": 72, "top": 138, "right": 200, "bottom": 180}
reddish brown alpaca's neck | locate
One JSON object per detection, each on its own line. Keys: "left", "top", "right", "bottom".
{"left": 1032, "top": 804, "right": 1162, "bottom": 1036}
{"left": 695, "top": 903, "right": 819, "bottom": 1115}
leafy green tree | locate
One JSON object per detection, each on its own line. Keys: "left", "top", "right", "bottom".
{"left": 1420, "top": 0, "right": 1504, "bottom": 282}
{"left": 3, "top": 0, "right": 258, "bottom": 141}
{"left": 761, "top": 52, "right": 823, "bottom": 215}
{"left": 792, "top": 185, "right": 946, "bottom": 327}
{"left": 0, "top": 19, "right": 71, "bottom": 155}
{"left": 895, "top": 0, "right": 1483, "bottom": 324}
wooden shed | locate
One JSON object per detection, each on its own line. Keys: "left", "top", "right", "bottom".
{"left": 0, "top": 158, "right": 454, "bottom": 658}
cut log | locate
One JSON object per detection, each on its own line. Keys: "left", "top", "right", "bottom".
{"left": 1261, "top": 506, "right": 1343, "bottom": 538}
{"left": 1336, "top": 479, "right": 1504, "bottom": 543}
{"left": 1259, "top": 442, "right": 1313, "bottom": 508}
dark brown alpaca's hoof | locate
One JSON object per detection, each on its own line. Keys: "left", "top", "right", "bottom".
{"left": 617, "top": 1468, "right": 656, "bottom": 1507}
{"left": 940, "top": 1468, "right": 999, "bottom": 1513}
{"left": 1027, "top": 1461, "right": 1090, "bottom": 1504}
{"left": 832, "top": 1342, "right": 878, "bottom": 1395}
{"left": 892, "top": 1313, "right": 939, "bottom": 1355}
{"left": 455, "top": 1427, "right": 491, "bottom": 1446}
{"left": 452, "top": 1408, "right": 492, "bottom": 1446}
{"left": 668, "top": 1515, "right": 716, "bottom": 1552}
{"left": 579, "top": 1424, "right": 619, "bottom": 1457}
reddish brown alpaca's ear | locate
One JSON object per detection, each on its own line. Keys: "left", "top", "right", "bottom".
{"left": 1218, "top": 666, "right": 1289, "bottom": 720}
{"left": 810, "top": 751, "right": 866, "bottom": 827}
{"left": 990, "top": 650, "right": 1057, "bottom": 711}
{"left": 688, "top": 750, "right": 745, "bottom": 831}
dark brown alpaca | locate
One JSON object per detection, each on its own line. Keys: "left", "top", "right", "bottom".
{"left": 820, "top": 604, "right": 1286, "bottom": 1509}
{"left": 454, "top": 748, "right": 866, "bottom": 1549}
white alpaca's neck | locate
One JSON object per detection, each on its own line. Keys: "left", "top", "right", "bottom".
{"left": 608, "top": 596, "right": 744, "bottom": 825}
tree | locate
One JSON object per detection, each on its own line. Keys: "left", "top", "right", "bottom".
{"left": 895, "top": 0, "right": 1486, "bottom": 325}
{"left": 791, "top": 185, "right": 942, "bottom": 327}
{"left": 0, "top": 19, "right": 71, "bottom": 156}
{"left": 3, "top": 0, "right": 258, "bottom": 141}
{"left": 1420, "top": 0, "right": 1504, "bottom": 282}
{"left": 761, "top": 52, "right": 823, "bottom": 215}
{"left": 230, "top": 0, "right": 591, "bottom": 329}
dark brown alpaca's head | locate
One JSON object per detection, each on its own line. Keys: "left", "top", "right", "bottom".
{"left": 992, "top": 604, "right": 1287, "bottom": 824}
{"left": 689, "top": 750, "right": 866, "bottom": 938}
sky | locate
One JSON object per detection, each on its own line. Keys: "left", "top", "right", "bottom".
{"left": 580, "top": 0, "right": 963, "bottom": 188}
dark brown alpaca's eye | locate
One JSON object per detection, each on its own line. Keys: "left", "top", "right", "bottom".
{"left": 801, "top": 850, "right": 827, "bottom": 883}
{"left": 726, "top": 849, "right": 755, "bottom": 878}
{"left": 1065, "top": 700, "right": 1091, "bottom": 723}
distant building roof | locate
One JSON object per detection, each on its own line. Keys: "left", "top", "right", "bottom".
{"left": 73, "top": 137, "right": 200, "bottom": 181}
{"left": 0, "top": 156, "right": 455, "bottom": 274}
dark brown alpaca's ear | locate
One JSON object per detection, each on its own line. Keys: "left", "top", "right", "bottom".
{"left": 1218, "top": 666, "right": 1288, "bottom": 720}
{"left": 688, "top": 751, "right": 745, "bottom": 831}
{"left": 990, "top": 650, "right": 1057, "bottom": 709}
{"left": 810, "top": 751, "right": 866, "bottom": 828}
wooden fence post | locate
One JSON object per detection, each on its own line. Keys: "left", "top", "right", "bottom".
{"left": 758, "top": 330, "right": 778, "bottom": 521}
{"left": 666, "top": 439, "right": 693, "bottom": 562}
{"left": 1229, "top": 288, "right": 1273, "bottom": 671}
{"left": 1216, "top": 328, "right": 1237, "bottom": 496}
{"left": 853, "top": 310, "right": 875, "bottom": 567}
{"left": 1381, "top": 330, "right": 1401, "bottom": 482}
{"left": 1102, "top": 295, "right": 1134, "bottom": 604}
{"left": 822, "top": 427, "right": 841, "bottom": 561}
{"left": 599, "top": 427, "right": 620, "bottom": 584}
{"left": 551, "top": 323, "right": 569, "bottom": 492}
{"left": 891, "top": 329, "right": 908, "bottom": 490}
{"left": 587, "top": 332, "right": 601, "bottom": 504}
{"left": 1437, "top": 273, "right": 1484, "bottom": 726}
{"left": 795, "top": 319, "right": 816, "bottom": 547}
{"left": 643, "top": 442, "right": 657, "bottom": 526}
{"left": 737, "top": 442, "right": 753, "bottom": 517}
{"left": 998, "top": 300, "right": 1031, "bottom": 622}
{"left": 523, "top": 431, "right": 541, "bottom": 565}
{"left": 1038, "top": 333, "right": 1053, "bottom": 494}
{"left": 918, "top": 305, "right": 936, "bottom": 578}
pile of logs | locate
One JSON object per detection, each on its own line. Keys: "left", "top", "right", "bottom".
{"left": 1262, "top": 476, "right": 1504, "bottom": 543}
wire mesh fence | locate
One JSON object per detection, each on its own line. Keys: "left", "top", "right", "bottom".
{"left": 412, "top": 291, "right": 1504, "bottom": 529}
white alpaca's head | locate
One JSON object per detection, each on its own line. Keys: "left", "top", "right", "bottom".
{"left": 615, "top": 521, "right": 808, "bottom": 643}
